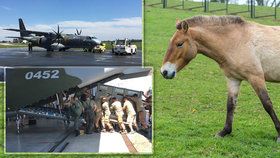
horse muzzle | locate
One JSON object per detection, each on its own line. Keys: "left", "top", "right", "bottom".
{"left": 160, "top": 62, "right": 176, "bottom": 79}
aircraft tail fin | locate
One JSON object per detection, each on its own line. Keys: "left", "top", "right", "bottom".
{"left": 19, "top": 18, "right": 29, "bottom": 37}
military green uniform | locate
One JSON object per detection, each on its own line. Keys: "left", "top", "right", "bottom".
{"left": 131, "top": 97, "right": 144, "bottom": 112}
{"left": 70, "top": 99, "right": 83, "bottom": 131}
{"left": 131, "top": 97, "right": 148, "bottom": 129}
{"left": 82, "top": 99, "right": 96, "bottom": 134}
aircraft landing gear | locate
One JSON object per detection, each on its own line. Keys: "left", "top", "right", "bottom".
{"left": 59, "top": 48, "right": 66, "bottom": 51}
{"left": 83, "top": 48, "right": 94, "bottom": 53}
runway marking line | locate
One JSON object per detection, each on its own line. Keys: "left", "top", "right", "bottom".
{"left": 121, "top": 133, "right": 137, "bottom": 154}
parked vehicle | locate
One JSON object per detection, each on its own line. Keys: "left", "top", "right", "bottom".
{"left": 112, "top": 39, "right": 137, "bottom": 55}
{"left": 93, "top": 43, "right": 106, "bottom": 53}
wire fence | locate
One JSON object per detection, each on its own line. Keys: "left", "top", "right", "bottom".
{"left": 145, "top": 0, "right": 280, "bottom": 19}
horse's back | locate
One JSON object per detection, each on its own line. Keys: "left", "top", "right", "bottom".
{"left": 250, "top": 24, "right": 280, "bottom": 82}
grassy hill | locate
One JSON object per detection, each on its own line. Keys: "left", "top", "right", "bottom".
{"left": 0, "top": 83, "right": 3, "bottom": 155}
{"left": 145, "top": 1, "right": 280, "bottom": 158}
{"left": 0, "top": 43, "right": 27, "bottom": 48}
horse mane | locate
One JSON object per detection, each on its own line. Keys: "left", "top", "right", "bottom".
{"left": 177, "top": 16, "right": 246, "bottom": 29}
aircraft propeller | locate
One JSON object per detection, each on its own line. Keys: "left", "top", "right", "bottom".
{"left": 75, "top": 29, "right": 82, "bottom": 35}
{"left": 52, "top": 25, "right": 64, "bottom": 45}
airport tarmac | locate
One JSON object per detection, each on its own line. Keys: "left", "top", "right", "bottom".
{"left": 6, "top": 119, "right": 152, "bottom": 153}
{"left": 0, "top": 47, "right": 142, "bottom": 66}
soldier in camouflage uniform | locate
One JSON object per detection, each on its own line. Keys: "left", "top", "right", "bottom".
{"left": 94, "top": 97, "right": 103, "bottom": 133}
{"left": 69, "top": 94, "right": 84, "bottom": 136}
{"left": 81, "top": 93, "right": 96, "bottom": 134}
{"left": 131, "top": 93, "right": 148, "bottom": 130}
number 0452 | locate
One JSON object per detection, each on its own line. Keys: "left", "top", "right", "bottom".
{"left": 25, "top": 70, "right": 60, "bottom": 80}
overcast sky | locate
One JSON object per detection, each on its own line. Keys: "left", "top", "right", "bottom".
{"left": 0, "top": 0, "right": 142, "bottom": 41}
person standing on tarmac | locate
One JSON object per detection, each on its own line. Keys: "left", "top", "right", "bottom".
{"left": 81, "top": 93, "right": 96, "bottom": 134}
{"left": 131, "top": 93, "right": 149, "bottom": 131}
{"left": 101, "top": 97, "right": 114, "bottom": 132}
{"left": 111, "top": 97, "right": 127, "bottom": 134}
{"left": 28, "top": 42, "right": 32, "bottom": 51}
{"left": 69, "top": 94, "right": 84, "bottom": 136}
{"left": 123, "top": 96, "right": 138, "bottom": 133}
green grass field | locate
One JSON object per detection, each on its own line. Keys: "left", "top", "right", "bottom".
{"left": 0, "top": 43, "right": 27, "bottom": 48}
{"left": 1, "top": 1, "right": 280, "bottom": 157}
{"left": 0, "top": 83, "right": 3, "bottom": 156}
{"left": 145, "top": 1, "right": 280, "bottom": 158}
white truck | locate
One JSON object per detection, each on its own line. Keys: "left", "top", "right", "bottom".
{"left": 112, "top": 39, "right": 137, "bottom": 55}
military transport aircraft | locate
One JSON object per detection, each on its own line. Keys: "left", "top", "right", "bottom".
{"left": 4, "top": 18, "right": 101, "bottom": 51}
{"left": 6, "top": 67, "right": 151, "bottom": 133}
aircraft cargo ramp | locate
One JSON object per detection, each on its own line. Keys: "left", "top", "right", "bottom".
{"left": 6, "top": 119, "right": 152, "bottom": 153}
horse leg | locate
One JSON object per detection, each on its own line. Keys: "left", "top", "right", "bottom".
{"left": 216, "top": 78, "right": 241, "bottom": 137}
{"left": 249, "top": 76, "right": 280, "bottom": 142}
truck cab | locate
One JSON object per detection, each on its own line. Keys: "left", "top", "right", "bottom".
{"left": 112, "top": 39, "right": 137, "bottom": 55}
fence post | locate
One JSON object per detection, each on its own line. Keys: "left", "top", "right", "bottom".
{"left": 250, "top": 0, "right": 255, "bottom": 18}
{"left": 275, "top": 0, "right": 277, "bottom": 19}
{"left": 226, "top": 0, "right": 228, "bottom": 14}
{"left": 204, "top": 0, "right": 207, "bottom": 12}
{"left": 163, "top": 0, "right": 167, "bottom": 8}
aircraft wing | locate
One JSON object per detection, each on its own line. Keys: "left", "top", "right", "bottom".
{"left": 6, "top": 67, "right": 152, "bottom": 110}
{"left": 5, "top": 36, "right": 22, "bottom": 39}
{"left": 4, "top": 29, "right": 50, "bottom": 36}
{"left": 119, "top": 68, "right": 151, "bottom": 80}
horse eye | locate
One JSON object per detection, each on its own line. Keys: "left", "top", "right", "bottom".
{"left": 177, "top": 42, "right": 184, "bottom": 48}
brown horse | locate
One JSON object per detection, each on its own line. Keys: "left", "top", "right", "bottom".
{"left": 160, "top": 15, "right": 280, "bottom": 142}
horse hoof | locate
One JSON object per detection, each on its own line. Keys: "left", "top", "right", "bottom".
{"left": 215, "top": 133, "right": 223, "bottom": 138}
{"left": 215, "top": 130, "right": 230, "bottom": 138}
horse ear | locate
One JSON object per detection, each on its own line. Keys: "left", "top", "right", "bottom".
{"left": 181, "top": 21, "right": 189, "bottom": 32}
{"left": 176, "top": 18, "right": 180, "bottom": 26}
{"left": 176, "top": 19, "right": 182, "bottom": 30}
